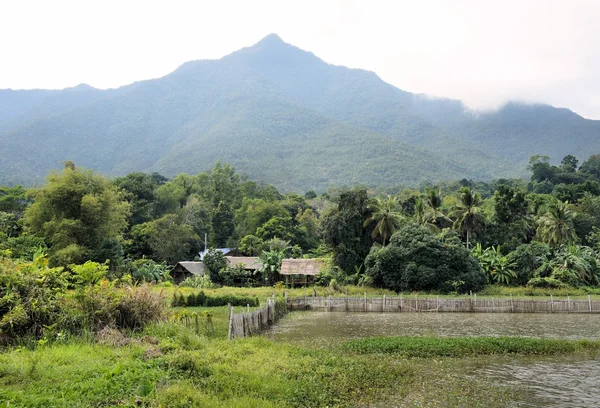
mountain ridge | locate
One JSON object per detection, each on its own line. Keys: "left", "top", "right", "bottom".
{"left": 0, "top": 34, "right": 598, "bottom": 191}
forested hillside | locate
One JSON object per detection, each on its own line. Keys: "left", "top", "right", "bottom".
{"left": 1, "top": 34, "right": 599, "bottom": 191}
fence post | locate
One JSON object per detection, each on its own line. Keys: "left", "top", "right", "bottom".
{"left": 400, "top": 294, "right": 403, "bottom": 312}
{"left": 247, "top": 303, "right": 250, "bottom": 313}
{"left": 589, "top": 295, "right": 592, "bottom": 314}
{"left": 383, "top": 294, "right": 386, "bottom": 313}
{"left": 510, "top": 294, "right": 514, "bottom": 313}
{"left": 328, "top": 295, "right": 331, "bottom": 312}
{"left": 473, "top": 294, "right": 476, "bottom": 313}
{"left": 364, "top": 292, "right": 367, "bottom": 313}
{"left": 550, "top": 295, "right": 553, "bottom": 313}
{"left": 227, "top": 303, "right": 233, "bottom": 340}
{"left": 568, "top": 296, "right": 571, "bottom": 313}
{"left": 436, "top": 296, "right": 439, "bottom": 312}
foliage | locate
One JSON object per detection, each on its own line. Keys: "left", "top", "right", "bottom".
{"left": 130, "top": 259, "right": 171, "bottom": 283}
{"left": 259, "top": 249, "right": 284, "bottom": 285}
{"left": 321, "top": 188, "right": 373, "bottom": 273}
{"left": 471, "top": 244, "right": 517, "bottom": 285}
{"left": 363, "top": 196, "right": 404, "bottom": 246}
{"left": 23, "top": 165, "right": 130, "bottom": 267}
{"left": 536, "top": 200, "right": 578, "bottom": 247}
{"left": 179, "top": 275, "right": 216, "bottom": 289}
{"left": 0, "top": 251, "right": 69, "bottom": 339}
{"left": 137, "top": 214, "right": 200, "bottom": 265}
{"left": 365, "top": 224, "right": 485, "bottom": 293}
{"left": 171, "top": 291, "right": 259, "bottom": 308}
{"left": 202, "top": 249, "right": 228, "bottom": 284}
{"left": 450, "top": 187, "right": 486, "bottom": 249}
{"left": 505, "top": 242, "right": 551, "bottom": 285}
{"left": 219, "top": 263, "right": 255, "bottom": 286}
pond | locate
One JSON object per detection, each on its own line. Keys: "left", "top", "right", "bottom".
{"left": 268, "top": 312, "right": 600, "bottom": 407}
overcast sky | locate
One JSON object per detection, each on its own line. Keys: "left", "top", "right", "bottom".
{"left": 1, "top": 0, "right": 599, "bottom": 119}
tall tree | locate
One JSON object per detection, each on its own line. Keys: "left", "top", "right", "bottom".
{"left": 450, "top": 187, "right": 486, "bottom": 249}
{"left": 211, "top": 201, "right": 235, "bottom": 247}
{"left": 364, "top": 196, "right": 404, "bottom": 246}
{"left": 536, "top": 200, "right": 578, "bottom": 247}
{"left": 423, "top": 188, "right": 450, "bottom": 229}
{"left": 321, "top": 188, "right": 373, "bottom": 273}
{"left": 24, "top": 164, "right": 130, "bottom": 266}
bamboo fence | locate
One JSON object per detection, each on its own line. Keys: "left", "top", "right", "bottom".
{"left": 228, "top": 295, "right": 288, "bottom": 340}
{"left": 286, "top": 294, "right": 600, "bottom": 314}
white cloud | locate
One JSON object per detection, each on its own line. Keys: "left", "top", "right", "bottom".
{"left": 1, "top": 0, "right": 599, "bottom": 118}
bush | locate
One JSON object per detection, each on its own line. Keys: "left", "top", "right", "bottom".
{"left": 130, "top": 259, "right": 171, "bottom": 283}
{"left": 506, "top": 243, "right": 551, "bottom": 285}
{"left": 0, "top": 252, "right": 69, "bottom": 339}
{"left": 172, "top": 290, "right": 259, "bottom": 308}
{"left": 116, "top": 285, "right": 166, "bottom": 330}
{"left": 527, "top": 277, "right": 568, "bottom": 289}
{"left": 365, "top": 224, "right": 485, "bottom": 293}
{"left": 180, "top": 275, "right": 215, "bottom": 289}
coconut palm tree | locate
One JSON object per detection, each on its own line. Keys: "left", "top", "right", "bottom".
{"left": 414, "top": 197, "right": 439, "bottom": 233}
{"left": 536, "top": 201, "right": 578, "bottom": 248}
{"left": 364, "top": 196, "right": 404, "bottom": 246}
{"left": 423, "top": 187, "right": 451, "bottom": 229}
{"left": 450, "top": 187, "right": 486, "bottom": 249}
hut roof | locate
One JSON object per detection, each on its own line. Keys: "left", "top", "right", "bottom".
{"left": 280, "top": 259, "right": 324, "bottom": 276}
{"left": 173, "top": 262, "right": 206, "bottom": 276}
{"left": 225, "top": 256, "right": 262, "bottom": 270}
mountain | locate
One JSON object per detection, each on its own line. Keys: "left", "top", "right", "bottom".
{"left": 1, "top": 34, "right": 598, "bottom": 191}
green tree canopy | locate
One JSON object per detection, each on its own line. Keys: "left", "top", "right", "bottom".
{"left": 365, "top": 224, "right": 485, "bottom": 293}
{"left": 24, "top": 165, "right": 130, "bottom": 266}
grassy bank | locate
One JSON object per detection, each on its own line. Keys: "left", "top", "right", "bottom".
{"left": 344, "top": 336, "right": 600, "bottom": 357}
{"left": 0, "top": 327, "right": 523, "bottom": 407}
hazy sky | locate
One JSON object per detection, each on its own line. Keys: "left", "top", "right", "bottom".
{"left": 2, "top": 0, "right": 599, "bottom": 119}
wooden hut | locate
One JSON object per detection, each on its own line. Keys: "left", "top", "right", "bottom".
{"left": 280, "top": 259, "right": 324, "bottom": 287}
{"left": 225, "top": 256, "right": 262, "bottom": 271}
{"left": 171, "top": 262, "right": 206, "bottom": 283}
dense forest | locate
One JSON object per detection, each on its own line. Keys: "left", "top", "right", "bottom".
{"left": 2, "top": 34, "right": 600, "bottom": 191}
{"left": 3, "top": 152, "right": 600, "bottom": 295}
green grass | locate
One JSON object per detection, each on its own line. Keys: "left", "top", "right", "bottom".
{"left": 0, "top": 333, "right": 415, "bottom": 407}
{"left": 157, "top": 283, "right": 600, "bottom": 302}
{"left": 343, "top": 336, "right": 600, "bottom": 358}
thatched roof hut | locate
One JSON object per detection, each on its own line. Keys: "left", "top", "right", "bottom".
{"left": 280, "top": 259, "right": 324, "bottom": 276}
{"left": 171, "top": 262, "right": 206, "bottom": 283}
{"left": 225, "top": 256, "right": 262, "bottom": 271}
{"left": 280, "top": 259, "right": 325, "bottom": 286}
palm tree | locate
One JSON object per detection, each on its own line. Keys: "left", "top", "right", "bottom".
{"left": 536, "top": 201, "right": 577, "bottom": 248}
{"left": 364, "top": 196, "right": 404, "bottom": 246}
{"left": 414, "top": 198, "right": 439, "bottom": 233}
{"left": 450, "top": 187, "right": 486, "bottom": 249}
{"left": 424, "top": 188, "right": 450, "bottom": 229}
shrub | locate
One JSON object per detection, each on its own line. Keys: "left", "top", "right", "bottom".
{"left": 171, "top": 290, "right": 259, "bottom": 307}
{"left": 0, "top": 252, "right": 69, "bottom": 339}
{"left": 179, "top": 275, "right": 215, "bottom": 289}
{"left": 527, "top": 277, "right": 568, "bottom": 289}
{"left": 116, "top": 285, "right": 166, "bottom": 330}
{"left": 130, "top": 259, "right": 171, "bottom": 283}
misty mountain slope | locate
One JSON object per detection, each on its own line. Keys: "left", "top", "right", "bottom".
{"left": 0, "top": 34, "right": 597, "bottom": 189}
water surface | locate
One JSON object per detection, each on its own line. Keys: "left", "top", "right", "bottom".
{"left": 268, "top": 312, "right": 600, "bottom": 407}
